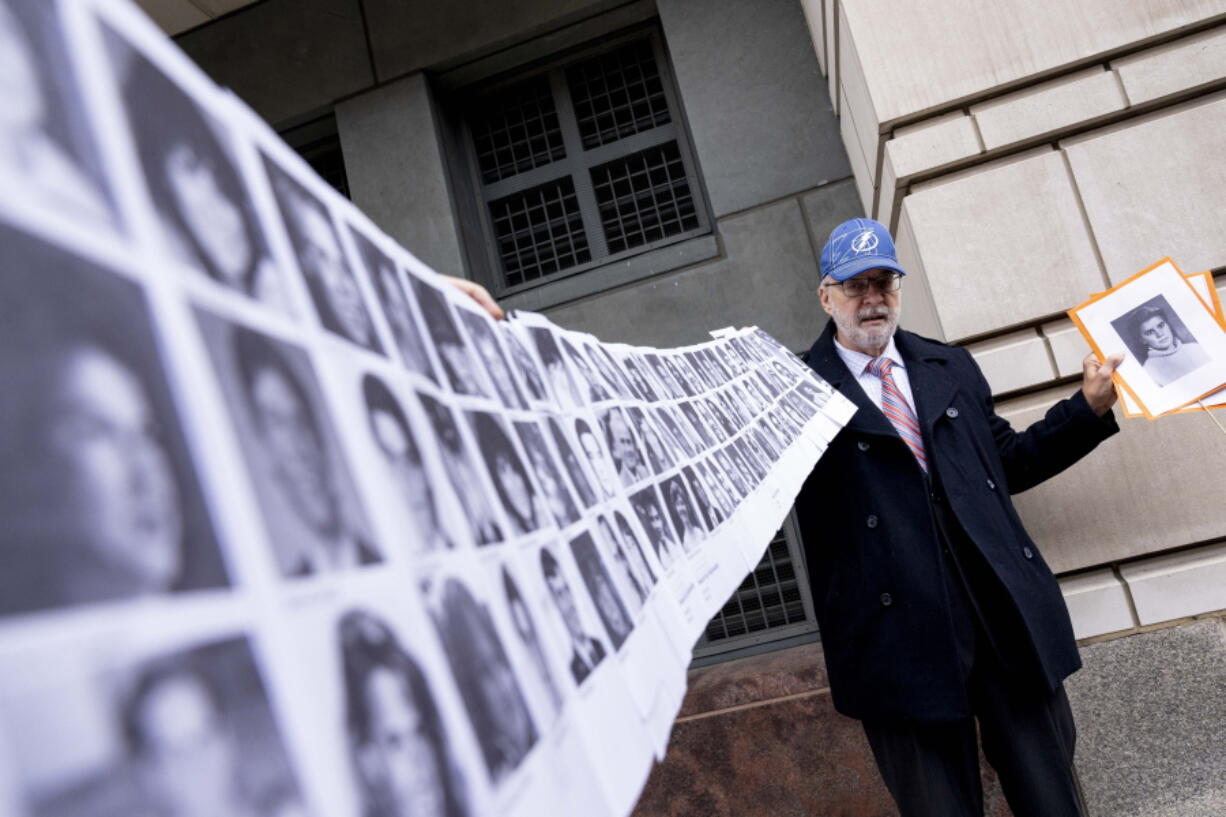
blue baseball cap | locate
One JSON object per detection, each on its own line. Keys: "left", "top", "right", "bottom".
{"left": 819, "top": 218, "right": 907, "bottom": 281}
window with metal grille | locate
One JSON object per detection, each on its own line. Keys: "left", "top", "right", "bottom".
{"left": 693, "top": 510, "right": 818, "bottom": 659}
{"left": 280, "top": 114, "right": 350, "bottom": 199}
{"left": 455, "top": 28, "right": 709, "bottom": 294}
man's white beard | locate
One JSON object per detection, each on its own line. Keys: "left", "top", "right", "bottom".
{"left": 837, "top": 305, "right": 898, "bottom": 352}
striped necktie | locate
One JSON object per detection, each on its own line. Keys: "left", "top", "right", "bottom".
{"left": 865, "top": 357, "right": 928, "bottom": 472}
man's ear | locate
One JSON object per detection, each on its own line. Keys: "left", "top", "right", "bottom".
{"left": 818, "top": 282, "right": 834, "bottom": 317}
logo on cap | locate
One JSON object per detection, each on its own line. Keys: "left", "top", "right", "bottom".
{"left": 850, "top": 230, "right": 878, "bottom": 254}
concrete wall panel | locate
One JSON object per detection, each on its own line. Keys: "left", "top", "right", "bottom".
{"left": 335, "top": 76, "right": 466, "bottom": 277}
{"left": 658, "top": 0, "right": 848, "bottom": 217}
{"left": 1119, "top": 544, "right": 1226, "bottom": 625}
{"left": 903, "top": 150, "right": 1106, "bottom": 341}
{"left": 966, "top": 329, "right": 1056, "bottom": 396}
{"left": 544, "top": 200, "right": 829, "bottom": 351}
{"left": 1059, "top": 570, "right": 1136, "bottom": 639}
{"left": 363, "top": 0, "right": 608, "bottom": 79}
{"left": 1002, "top": 387, "right": 1226, "bottom": 573}
{"left": 1063, "top": 93, "right": 1226, "bottom": 284}
{"left": 177, "top": 0, "right": 373, "bottom": 125}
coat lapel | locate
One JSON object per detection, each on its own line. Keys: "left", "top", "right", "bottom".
{"left": 802, "top": 322, "right": 897, "bottom": 438}
{"left": 894, "top": 330, "right": 960, "bottom": 433}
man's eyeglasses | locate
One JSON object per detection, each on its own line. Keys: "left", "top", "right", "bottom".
{"left": 823, "top": 273, "right": 902, "bottom": 298}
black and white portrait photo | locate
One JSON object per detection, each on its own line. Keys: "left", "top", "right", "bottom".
{"left": 468, "top": 411, "right": 549, "bottom": 537}
{"left": 661, "top": 475, "right": 707, "bottom": 554}
{"left": 348, "top": 227, "right": 438, "bottom": 382}
{"left": 107, "top": 34, "right": 283, "bottom": 306}
{"left": 410, "top": 278, "right": 490, "bottom": 398}
{"left": 595, "top": 515, "right": 647, "bottom": 614}
{"left": 682, "top": 466, "right": 720, "bottom": 530}
{"left": 733, "top": 437, "right": 767, "bottom": 483}
{"left": 570, "top": 531, "right": 633, "bottom": 651}
{"left": 338, "top": 609, "right": 470, "bottom": 817}
{"left": 514, "top": 420, "right": 580, "bottom": 528}
{"left": 425, "top": 577, "right": 538, "bottom": 784}
{"left": 629, "top": 486, "right": 678, "bottom": 570}
{"left": 574, "top": 417, "right": 620, "bottom": 500}
{"left": 715, "top": 447, "right": 749, "bottom": 499}
{"left": 560, "top": 337, "right": 611, "bottom": 403}
{"left": 546, "top": 417, "right": 599, "bottom": 509}
{"left": 1110, "top": 295, "right": 1211, "bottom": 387}
{"left": 2, "top": 637, "right": 305, "bottom": 817}
{"left": 645, "top": 353, "right": 681, "bottom": 399}
{"left": 529, "top": 327, "right": 584, "bottom": 410}
{"left": 501, "top": 564, "right": 563, "bottom": 718}
{"left": 679, "top": 401, "right": 715, "bottom": 449}
{"left": 457, "top": 309, "right": 526, "bottom": 409}
{"left": 503, "top": 329, "right": 549, "bottom": 405}
{"left": 362, "top": 373, "right": 455, "bottom": 553}
{"left": 698, "top": 458, "right": 738, "bottom": 520}
{"left": 0, "top": 227, "right": 227, "bottom": 617}
{"left": 628, "top": 407, "right": 673, "bottom": 474}
{"left": 659, "top": 405, "right": 699, "bottom": 458}
{"left": 0, "top": 0, "right": 113, "bottom": 226}
{"left": 614, "top": 510, "right": 658, "bottom": 592}
{"left": 588, "top": 344, "right": 633, "bottom": 400}
{"left": 416, "top": 393, "right": 503, "bottom": 546}
{"left": 621, "top": 355, "right": 659, "bottom": 402}
{"left": 540, "top": 545, "right": 607, "bottom": 686}
{"left": 601, "top": 406, "right": 650, "bottom": 487}
{"left": 194, "top": 313, "right": 382, "bottom": 576}
{"left": 263, "top": 156, "right": 383, "bottom": 352}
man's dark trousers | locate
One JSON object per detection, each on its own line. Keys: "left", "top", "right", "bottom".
{"left": 860, "top": 479, "right": 1085, "bottom": 817}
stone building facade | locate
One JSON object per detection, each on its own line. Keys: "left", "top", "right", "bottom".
{"left": 157, "top": 0, "right": 1226, "bottom": 814}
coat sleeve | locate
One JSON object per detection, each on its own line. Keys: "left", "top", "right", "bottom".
{"left": 960, "top": 347, "right": 1120, "bottom": 494}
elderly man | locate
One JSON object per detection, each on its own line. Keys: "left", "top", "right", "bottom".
{"left": 795, "top": 218, "right": 1121, "bottom": 817}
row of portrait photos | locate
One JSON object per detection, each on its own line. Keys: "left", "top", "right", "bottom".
{"left": 0, "top": 2, "right": 853, "bottom": 817}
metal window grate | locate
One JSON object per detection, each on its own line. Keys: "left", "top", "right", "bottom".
{"left": 592, "top": 140, "right": 699, "bottom": 254}
{"left": 566, "top": 39, "right": 671, "bottom": 149}
{"left": 471, "top": 76, "right": 567, "bottom": 184}
{"left": 489, "top": 176, "right": 592, "bottom": 287}
{"left": 703, "top": 528, "right": 806, "bottom": 642}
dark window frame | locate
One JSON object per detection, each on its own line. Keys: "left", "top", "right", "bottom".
{"left": 448, "top": 24, "right": 713, "bottom": 299}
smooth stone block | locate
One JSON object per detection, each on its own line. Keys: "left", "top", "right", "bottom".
{"left": 799, "top": 0, "right": 826, "bottom": 75}
{"left": 839, "top": 86, "right": 875, "bottom": 216}
{"left": 837, "top": 8, "right": 882, "bottom": 189}
{"left": 1059, "top": 569, "right": 1135, "bottom": 639}
{"left": 544, "top": 199, "right": 827, "bottom": 352}
{"left": 1002, "top": 386, "right": 1226, "bottom": 573}
{"left": 1067, "top": 619, "right": 1226, "bottom": 817}
{"left": 879, "top": 112, "right": 982, "bottom": 224}
{"left": 1042, "top": 318, "right": 1092, "bottom": 378}
{"left": 971, "top": 68, "right": 1128, "bottom": 149}
{"left": 904, "top": 150, "right": 1106, "bottom": 341}
{"left": 1113, "top": 26, "right": 1226, "bottom": 105}
{"left": 1062, "top": 93, "right": 1226, "bottom": 284}
{"left": 659, "top": 0, "right": 848, "bottom": 217}
{"left": 893, "top": 207, "right": 945, "bottom": 341}
{"left": 336, "top": 76, "right": 466, "bottom": 277}
{"left": 1120, "top": 543, "right": 1226, "bottom": 625}
{"left": 837, "top": 0, "right": 1224, "bottom": 126}
{"left": 966, "top": 328, "right": 1057, "bottom": 396}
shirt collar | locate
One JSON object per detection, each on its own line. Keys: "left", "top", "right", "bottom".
{"left": 832, "top": 333, "right": 904, "bottom": 377}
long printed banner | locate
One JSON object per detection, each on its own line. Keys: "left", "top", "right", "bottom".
{"left": 0, "top": 2, "right": 855, "bottom": 816}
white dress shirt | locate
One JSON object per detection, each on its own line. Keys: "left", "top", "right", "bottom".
{"left": 832, "top": 334, "right": 919, "bottom": 416}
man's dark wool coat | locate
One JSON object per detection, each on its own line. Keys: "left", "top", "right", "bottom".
{"left": 796, "top": 322, "right": 1119, "bottom": 722}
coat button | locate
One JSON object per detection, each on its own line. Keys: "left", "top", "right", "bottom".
{"left": 880, "top": 592, "right": 893, "bottom": 607}
{"left": 1023, "top": 546, "right": 1034, "bottom": 560}
{"left": 986, "top": 478, "right": 996, "bottom": 490}
{"left": 945, "top": 407, "right": 959, "bottom": 418}
{"left": 866, "top": 515, "right": 878, "bottom": 529}
{"left": 857, "top": 441, "right": 870, "bottom": 452}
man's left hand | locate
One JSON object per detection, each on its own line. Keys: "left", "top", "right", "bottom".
{"left": 441, "top": 275, "right": 505, "bottom": 321}
{"left": 1081, "top": 352, "right": 1123, "bottom": 416}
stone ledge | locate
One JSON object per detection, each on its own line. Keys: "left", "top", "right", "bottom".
{"left": 1113, "top": 24, "right": 1226, "bottom": 106}
{"left": 1060, "top": 569, "right": 1136, "bottom": 640}
{"left": 971, "top": 67, "right": 1128, "bottom": 150}
{"left": 1119, "top": 542, "right": 1226, "bottom": 626}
